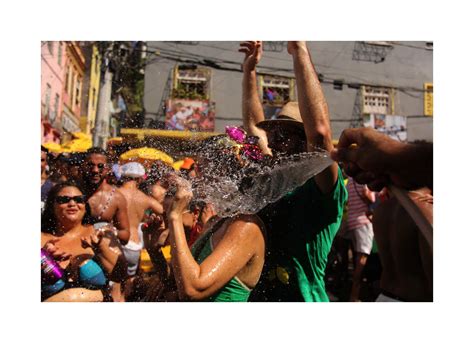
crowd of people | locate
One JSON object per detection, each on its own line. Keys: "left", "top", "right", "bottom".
{"left": 40, "top": 41, "right": 433, "bottom": 302}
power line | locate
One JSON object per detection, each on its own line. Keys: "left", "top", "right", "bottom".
{"left": 390, "top": 42, "right": 433, "bottom": 51}
{"left": 150, "top": 51, "right": 432, "bottom": 94}
{"left": 99, "top": 42, "right": 430, "bottom": 95}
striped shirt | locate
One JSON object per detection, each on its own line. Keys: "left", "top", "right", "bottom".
{"left": 346, "top": 177, "right": 375, "bottom": 230}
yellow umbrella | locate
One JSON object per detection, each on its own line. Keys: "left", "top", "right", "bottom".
{"left": 120, "top": 147, "right": 174, "bottom": 166}
{"left": 42, "top": 142, "right": 63, "bottom": 153}
{"left": 72, "top": 132, "right": 92, "bottom": 140}
{"left": 172, "top": 160, "right": 184, "bottom": 171}
{"left": 62, "top": 138, "right": 92, "bottom": 152}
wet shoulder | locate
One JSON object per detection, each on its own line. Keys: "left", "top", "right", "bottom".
{"left": 229, "top": 214, "right": 265, "bottom": 230}
{"left": 211, "top": 215, "right": 265, "bottom": 251}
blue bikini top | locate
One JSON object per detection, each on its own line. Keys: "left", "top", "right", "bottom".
{"left": 41, "top": 259, "right": 107, "bottom": 299}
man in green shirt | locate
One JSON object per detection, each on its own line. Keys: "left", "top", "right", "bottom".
{"left": 239, "top": 41, "right": 347, "bottom": 301}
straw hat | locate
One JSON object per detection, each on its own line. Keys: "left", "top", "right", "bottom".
{"left": 256, "top": 102, "right": 305, "bottom": 133}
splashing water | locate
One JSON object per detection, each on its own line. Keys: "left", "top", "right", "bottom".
{"left": 191, "top": 150, "right": 333, "bottom": 217}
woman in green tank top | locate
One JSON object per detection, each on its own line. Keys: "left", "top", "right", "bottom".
{"left": 167, "top": 175, "right": 266, "bottom": 302}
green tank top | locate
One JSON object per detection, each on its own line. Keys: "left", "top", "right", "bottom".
{"left": 190, "top": 221, "right": 252, "bottom": 302}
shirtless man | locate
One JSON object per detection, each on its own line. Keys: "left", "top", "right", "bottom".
{"left": 372, "top": 187, "right": 432, "bottom": 301}
{"left": 80, "top": 147, "right": 130, "bottom": 245}
{"left": 117, "top": 162, "right": 164, "bottom": 277}
{"left": 331, "top": 128, "right": 433, "bottom": 301}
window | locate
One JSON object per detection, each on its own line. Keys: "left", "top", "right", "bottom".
{"left": 64, "top": 66, "right": 71, "bottom": 92}
{"left": 47, "top": 41, "right": 54, "bottom": 55}
{"left": 51, "top": 94, "right": 59, "bottom": 121}
{"left": 361, "top": 86, "right": 394, "bottom": 115}
{"left": 92, "top": 88, "right": 97, "bottom": 108}
{"left": 95, "top": 53, "right": 101, "bottom": 75}
{"left": 260, "top": 75, "right": 295, "bottom": 105}
{"left": 44, "top": 84, "right": 51, "bottom": 116}
{"left": 424, "top": 83, "right": 433, "bottom": 116}
{"left": 75, "top": 79, "right": 82, "bottom": 106}
{"left": 172, "top": 65, "right": 210, "bottom": 100}
{"left": 57, "top": 42, "right": 63, "bottom": 66}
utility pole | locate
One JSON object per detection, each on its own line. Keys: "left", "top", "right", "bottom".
{"left": 93, "top": 43, "right": 114, "bottom": 149}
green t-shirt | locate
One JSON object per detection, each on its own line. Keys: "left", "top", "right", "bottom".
{"left": 252, "top": 168, "right": 347, "bottom": 302}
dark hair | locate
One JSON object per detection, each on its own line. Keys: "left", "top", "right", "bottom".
{"left": 41, "top": 180, "right": 91, "bottom": 234}
{"left": 86, "top": 147, "right": 107, "bottom": 157}
{"left": 41, "top": 145, "right": 48, "bottom": 153}
{"left": 140, "top": 162, "right": 175, "bottom": 195}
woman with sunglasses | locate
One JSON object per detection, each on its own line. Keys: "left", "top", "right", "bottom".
{"left": 41, "top": 181, "right": 127, "bottom": 301}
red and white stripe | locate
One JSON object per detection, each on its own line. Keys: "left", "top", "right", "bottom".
{"left": 346, "top": 178, "right": 371, "bottom": 230}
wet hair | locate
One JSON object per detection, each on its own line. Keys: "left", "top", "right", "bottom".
{"left": 41, "top": 180, "right": 92, "bottom": 234}
{"left": 140, "top": 162, "right": 176, "bottom": 195}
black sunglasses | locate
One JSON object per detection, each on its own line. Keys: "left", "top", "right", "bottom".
{"left": 55, "top": 195, "right": 87, "bottom": 204}
{"left": 87, "top": 162, "right": 106, "bottom": 169}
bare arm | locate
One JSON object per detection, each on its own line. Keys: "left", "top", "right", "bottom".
{"left": 167, "top": 177, "right": 262, "bottom": 300}
{"left": 147, "top": 196, "right": 164, "bottom": 215}
{"left": 363, "top": 185, "right": 376, "bottom": 203}
{"left": 81, "top": 229, "right": 128, "bottom": 282}
{"left": 169, "top": 216, "right": 261, "bottom": 300}
{"left": 331, "top": 127, "right": 433, "bottom": 190}
{"left": 240, "top": 41, "right": 272, "bottom": 155}
{"left": 288, "top": 41, "right": 338, "bottom": 193}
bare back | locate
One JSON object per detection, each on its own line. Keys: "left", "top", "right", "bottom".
{"left": 119, "top": 185, "right": 164, "bottom": 244}
{"left": 373, "top": 192, "right": 433, "bottom": 301}
{"left": 87, "top": 182, "right": 130, "bottom": 244}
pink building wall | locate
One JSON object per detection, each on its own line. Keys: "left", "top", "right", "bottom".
{"left": 41, "top": 41, "right": 66, "bottom": 143}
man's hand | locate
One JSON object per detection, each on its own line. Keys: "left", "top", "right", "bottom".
{"left": 331, "top": 127, "right": 422, "bottom": 191}
{"left": 239, "top": 41, "right": 262, "bottom": 73}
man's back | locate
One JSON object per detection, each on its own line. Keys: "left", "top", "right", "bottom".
{"left": 87, "top": 182, "right": 130, "bottom": 244}
{"left": 373, "top": 188, "right": 432, "bottom": 301}
{"left": 119, "top": 185, "right": 156, "bottom": 243}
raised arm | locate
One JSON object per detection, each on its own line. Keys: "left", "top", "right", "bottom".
{"left": 288, "top": 41, "right": 339, "bottom": 193}
{"left": 167, "top": 177, "right": 262, "bottom": 300}
{"left": 239, "top": 41, "right": 272, "bottom": 155}
{"left": 147, "top": 196, "right": 164, "bottom": 216}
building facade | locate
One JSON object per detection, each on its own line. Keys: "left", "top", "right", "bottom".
{"left": 61, "top": 42, "right": 86, "bottom": 143}
{"left": 79, "top": 43, "right": 102, "bottom": 136}
{"left": 41, "top": 41, "right": 67, "bottom": 143}
{"left": 143, "top": 41, "right": 433, "bottom": 142}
